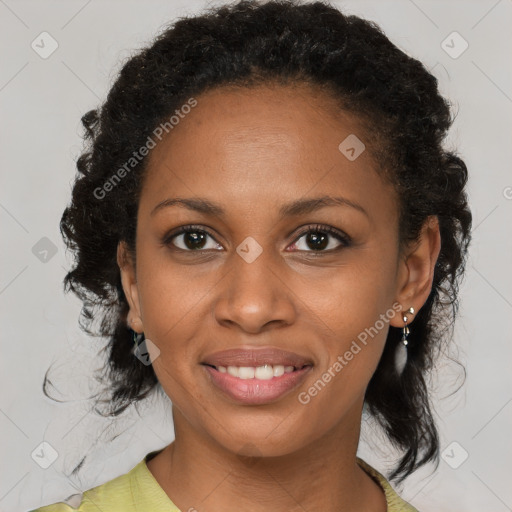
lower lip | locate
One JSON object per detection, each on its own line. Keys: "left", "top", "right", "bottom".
{"left": 202, "top": 365, "right": 312, "bottom": 405}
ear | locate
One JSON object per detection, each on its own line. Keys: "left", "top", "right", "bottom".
{"left": 390, "top": 216, "right": 441, "bottom": 328}
{"left": 117, "top": 241, "right": 144, "bottom": 333}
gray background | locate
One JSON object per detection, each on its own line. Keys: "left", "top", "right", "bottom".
{"left": 1, "top": 0, "right": 511, "bottom": 511}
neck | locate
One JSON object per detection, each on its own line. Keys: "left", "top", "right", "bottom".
{"left": 147, "top": 405, "right": 387, "bottom": 512}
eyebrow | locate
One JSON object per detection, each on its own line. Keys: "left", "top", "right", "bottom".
{"left": 150, "top": 195, "right": 368, "bottom": 218}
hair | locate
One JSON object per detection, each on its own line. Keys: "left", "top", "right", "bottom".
{"left": 47, "top": 0, "right": 472, "bottom": 483}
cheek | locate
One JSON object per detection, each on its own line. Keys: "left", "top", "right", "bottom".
{"left": 150, "top": 356, "right": 217, "bottom": 438}
{"left": 295, "top": 292, "right": 391, "bottom": 427}
{"left": 134, "top": 253, "right": 213, "bottom": 395}
{"left": 291, "top": 249, "right": 397, "bottom": 390}
{"left": 292, "top": 248, "right": 398, "bottom": 334}
{"left": 136, "top": 243, "right": 215, "bottom": 334}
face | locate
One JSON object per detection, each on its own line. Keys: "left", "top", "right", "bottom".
{"left": 119, "top": 83, "right": 435, "bottom": 458}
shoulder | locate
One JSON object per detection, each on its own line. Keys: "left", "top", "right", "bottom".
{"left": 357, "top": 457, "right": 420, "bottom": 512}
{"left": 29, "top": 464, "right": 138, "bottom": 512}
{"left": 30, "top": 452, "right": 178, "bottom": 512}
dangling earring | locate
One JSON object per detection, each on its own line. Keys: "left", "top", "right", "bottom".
{"left": 395, "top": 307, "right": 414, "bottom": 376}
{"left": 131, "top": 328, "right": 145, "bottom": 353}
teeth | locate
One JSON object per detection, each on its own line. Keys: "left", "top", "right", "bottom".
{"left": 255, "top": 365, "right": 274, "bottom": 380}
{"left": 227, "top": 366, "right": 239, "bottom": 377}
{"left": 238, "top": 367, "right": 255, "bottom": 379}
{"left": 217, "top": 364, "right": 301, "bottom": 379}
{"left": 273, "top": 365, "right": 285, "bottom": 377}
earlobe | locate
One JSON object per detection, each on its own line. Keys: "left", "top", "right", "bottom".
{"left": 390, "top": 216, "right": 441, "bottom": 327}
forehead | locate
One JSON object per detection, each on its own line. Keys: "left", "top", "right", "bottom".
{"left": 139, "top": 83, "right": 397, "bottom": 224}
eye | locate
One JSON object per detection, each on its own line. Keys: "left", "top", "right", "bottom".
{"left": 164, "top": 225, "right": 223, "bottom": 251}
{"left": 163, "top": 223, "right": 351, "bottom": 253}
{"left": 288, "top": 224, "right": 351, "bottom": 253}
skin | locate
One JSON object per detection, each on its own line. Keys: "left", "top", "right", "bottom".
{"left": 118, "top": 83, "right": 441, "bottom": 512}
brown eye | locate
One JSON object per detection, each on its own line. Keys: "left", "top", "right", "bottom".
{"left": 165, "top": 226, "right": 223, "bottom": 251}
{"left": 289, "top": 225, "right": 351, "bottom": 252}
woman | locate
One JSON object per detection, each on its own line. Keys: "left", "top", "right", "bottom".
{"left": 32, "top": 0, "right": 471, "bottom": 510}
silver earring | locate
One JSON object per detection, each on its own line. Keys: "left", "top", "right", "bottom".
{"left": 395, "top": 307, "right": 414, "bottom": 376}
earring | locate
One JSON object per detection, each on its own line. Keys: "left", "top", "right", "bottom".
{"left": 131, "top": 329, "right": 145, "bottom": 352}
{"left": 395, "top": 307, "right": 414, "bottom": 376}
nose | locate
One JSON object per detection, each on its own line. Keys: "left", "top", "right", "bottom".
{"left": 213, "top": 247, "right": 297, "bottom": 334}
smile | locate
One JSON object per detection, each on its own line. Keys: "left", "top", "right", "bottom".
{"left": 202, "top": 363, "right": 313, "bottom": 405}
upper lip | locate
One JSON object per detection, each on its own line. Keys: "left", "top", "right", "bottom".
{"left": 201, "top": 347, "right": 313, "bottom": 368}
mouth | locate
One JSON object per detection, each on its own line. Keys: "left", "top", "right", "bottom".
{"left": 200, "top": 347, "right": 314, "bottom": 405}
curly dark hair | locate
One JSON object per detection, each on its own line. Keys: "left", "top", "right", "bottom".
{"left": 47, "top": 0, "right": 472, "bottom": 483}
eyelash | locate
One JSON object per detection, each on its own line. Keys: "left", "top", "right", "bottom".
{"left": 163, "top": 223, "right": 351, "bottom": 254}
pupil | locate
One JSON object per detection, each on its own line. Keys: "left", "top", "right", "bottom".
{"left": 307, "top": 232, "right": 328, "bottom": 250}
{"left": 185, "top": 231, "right": 206, "bottom": 250}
